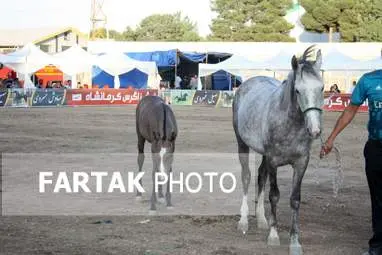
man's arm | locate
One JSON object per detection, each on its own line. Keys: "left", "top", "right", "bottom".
{"left": 320, "top": 104, "right": 360, "bottom": 157}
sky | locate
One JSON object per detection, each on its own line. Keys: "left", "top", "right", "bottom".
{"left": 0, "top": 0, "right": 215, "bottom": 36}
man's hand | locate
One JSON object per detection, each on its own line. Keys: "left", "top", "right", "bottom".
{"left": 318, "top": 104, "right": 359, "bottom": 159}
{"left": 320, "top": 139, "right": 334, "bottom": 158}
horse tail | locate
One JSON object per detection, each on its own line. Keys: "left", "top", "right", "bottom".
{"left": 162, "top": 103, "right": 167, "bottom": 140}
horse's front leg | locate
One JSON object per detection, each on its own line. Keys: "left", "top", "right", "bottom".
{"left": 289, "top": 155, "right": 309, "bottom": 255}
{"left": 267, "top": 164, "right": 280, "bottom": 246}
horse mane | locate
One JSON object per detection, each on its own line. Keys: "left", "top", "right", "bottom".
{"left": 280, "top": 45, "right": 320, "bottom": 111}
{"left": 298, "top": 45, "right": 321, "bottom": 79}
{"left": 280, "top": 73, "right": 296, "bottom": 111}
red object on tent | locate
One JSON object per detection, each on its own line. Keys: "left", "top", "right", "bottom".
{"left": 0, "top": 67, "right": 16, "bottom": 79}
{"left": 34, "top": 65, "right": 63, "bottom": 87}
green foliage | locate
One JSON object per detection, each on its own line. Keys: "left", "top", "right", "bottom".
{"left": 89, "top": 28, "right": 107, "bottom": 39}
{"left": 102, "top": 13, "right": 201, "bottom": 42}
{"left": 89, "top": 28, "right": 129, "bottom": 40}
{"left": 134, "top": 12, "right": 201, "bottom": 41}
{"left": 301, "top": 0, "right": 382, "bottom": 41}
{"left": 121, "top": 27, "right": 138, "bottom": 41}
{"left": 209, "top": 0, "right": 295, "bottom": 42}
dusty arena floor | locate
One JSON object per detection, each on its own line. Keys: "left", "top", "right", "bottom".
{"left": 0, "top": 106, "right": 373, "bottom": 255}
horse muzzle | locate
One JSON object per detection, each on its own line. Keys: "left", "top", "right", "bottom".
{"left": 303, "top": 107, "right": 322, "bottom": 139}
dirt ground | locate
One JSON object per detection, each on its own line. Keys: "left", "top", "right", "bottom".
{"left": 0, "top": 105, "right": 373, "bottom": 255}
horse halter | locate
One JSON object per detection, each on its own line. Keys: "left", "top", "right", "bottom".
{"left": 303, "top": 107, "right": 322, "bottom": 115}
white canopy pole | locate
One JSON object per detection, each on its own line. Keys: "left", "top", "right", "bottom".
{"left": 114, "top": 75, "right": 120, "bottom": 89}
{"left": 71, "top": 74, "right": 77, "bottom": 89}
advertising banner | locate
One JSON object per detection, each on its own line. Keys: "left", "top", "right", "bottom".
{"left": 170, "top": 90, "right": 196, "bottom": 106}
{"left": 192, "top": 90, "right": 220, "bottom": 106}
{"left": 65, "top": 89, "right": 158, "bottom": 106}
{"left": 6, "top": 88, "right": 35, "bottom": 107}
{"left": 324, "top": 93, "right": 368, "bottom": 112}
{"left": 218, "top": 91, "right": 235, "bottom": 108}
{"left": 0, "top": 89, "right": 8, "bottom": 107}
{"left": 159, "top": 90, "right": 172, "bottom": 104}
{"left": 31, "top": 89, "right": 66, "bottom": 107}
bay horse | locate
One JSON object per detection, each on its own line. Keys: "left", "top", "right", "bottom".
{"left": 232, "top": 45, "right": 323, "bottom": 255}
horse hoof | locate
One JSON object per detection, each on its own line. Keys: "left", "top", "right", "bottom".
{"left": 289, "top": 244, "right": 302, "bottom": 255}
{"left": 158, "top": 198, "right": 166, "bottom": 204}
{"left": 166, "top": 206, "right": 174, "bottom": 210}
{"left": 238, "top": 219, "right": 248, "bottom": 235}
{"left": 267, "top": 235, "right": 280, "bottom": 246}
{"left": 267, "top": 228, "right": 280, "bottom": 246}
{"left": 257, "top": 218, "right": 269, "bottom": 229}
{"left": 148, "top": 210, "right": 157, "bottom": 216}
{"left": 136, "top": 196, "right": 143, "bottom": 201}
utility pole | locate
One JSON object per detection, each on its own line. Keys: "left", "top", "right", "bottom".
{"left": 90, "top": 0, "right": 108, "bottom": 40}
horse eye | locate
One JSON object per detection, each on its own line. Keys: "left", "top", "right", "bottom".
{"left": 296, "top": 89, "right": 300, "bottom": 94}
{"left": 321, "top": 87, "right": 324, "bottom": 92}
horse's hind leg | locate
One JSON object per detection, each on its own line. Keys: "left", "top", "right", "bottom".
{"left": 237, "top": 138, "right": 251, "bottom": 235}
{"left": 256, "top": 156, "right": 269, "bottom": 229}
{"left": 289, "top": 156, "right": 309, "bottom": 255}
{"left": 267, "top": 164, "right": 280, "bottom": 246}
{"left": 149, "top": 150, "right": 160, "bottom": 212}
{"left": 166, "top": 166, "right": 173, "bottom": 208}
{"left": 136, "top": 135, "right": 145, "bottom": 198}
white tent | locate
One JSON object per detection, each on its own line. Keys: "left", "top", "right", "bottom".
{"left": 53, "top": 45, "right": 95, "bottom": 88}
{"left": 356, "top": 57, "right": 382, "bottom": 71}
{"left": 321, "top": 48, "right": 372, "bottom": 71}
{"left": 0, "top": 43, "right": 54, "bottom": 88}
{"left": 257, "top": 50, "right": 294, "bottom": 70}
{"left": 2, "top": 43, "right": 54, "bottom": 72}
{"left": 252, "top": 48, "right": 375, "bottom": 71}
{"left": 95, "top": 52, "right": 160, "bottom": 89}
{"left": 198, "top": 55, "right": 263, "bottom": 82}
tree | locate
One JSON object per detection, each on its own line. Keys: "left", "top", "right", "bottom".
{"left": 209, "top": 0, "right": 295, "bottom": 42}
{"left": 89, "top": 28, "right": 123, "bottom": 40}
{"left": 133, "top": 12, "right": 201, "bottom": 41}
{"left": 300, "top": 0, "right": 382, "bottom": 42}
{"left": 89, "top": 28, "right": 107, "bottom": 39}
{"left": 121, "top": 27, "right": 137, "bottom": 41}
{"left": 108, "top": 29, "right": 123, "bottom": 40}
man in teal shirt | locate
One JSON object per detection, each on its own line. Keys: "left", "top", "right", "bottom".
{"left": 321, "top": 70, "right": 382, "bottom": 255}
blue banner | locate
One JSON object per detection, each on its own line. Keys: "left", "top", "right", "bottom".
{"left": 0, "top": 89, "right": 8, "bottom": 106}
{"left": 192, "top": 90, "right": 220, "bottom": 106}
{"left": 31, "top": 89, "right": 66, "bottom": 107}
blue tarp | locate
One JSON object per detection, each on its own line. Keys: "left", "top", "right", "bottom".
{"left": 92, "top": 51, "right": 231, "bottom": 89}
{"left": 92, "top": 66, "right": 114, "bottom": 88}
{"left": 126, "top": 50, "right": 177, "bottom": 67}
{"left": 181, "top": 52, "right": 206, "bottom": 62}
{"left": 119, "top": 69, "right": 148, "bottom": 89}
{"left": 92, "top": 66, "right": 148, "bottom": 89}
{"left": 212, "top": 70, "right": 231, "bottom": 90}
{"left": 126, "top": 50, "right": 207, "bottom": 67}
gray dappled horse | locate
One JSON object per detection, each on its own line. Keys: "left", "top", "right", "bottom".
{"left": 136, "top": 96, "right": 178, "bottom": 212}
{"left": 233, "top": 46, "right": 323, "bottom": 255}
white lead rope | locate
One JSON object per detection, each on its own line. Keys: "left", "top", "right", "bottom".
{"left": 318, "top": 134, "right": 344, "bottom": 198}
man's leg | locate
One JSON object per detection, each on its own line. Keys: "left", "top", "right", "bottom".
{"left": 365, "top": 140, "right": 382, "bottom": 253}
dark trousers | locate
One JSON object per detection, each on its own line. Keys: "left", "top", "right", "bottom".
{"left": 365, "top": 139, "right": 382, "bottom": 252}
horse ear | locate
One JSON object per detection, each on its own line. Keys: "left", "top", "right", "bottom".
{"left": 291, "top": 55, "right": 298, "bottom": 70}
{"left": 314, "top": 49, "right": 322, "bottom": 70}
